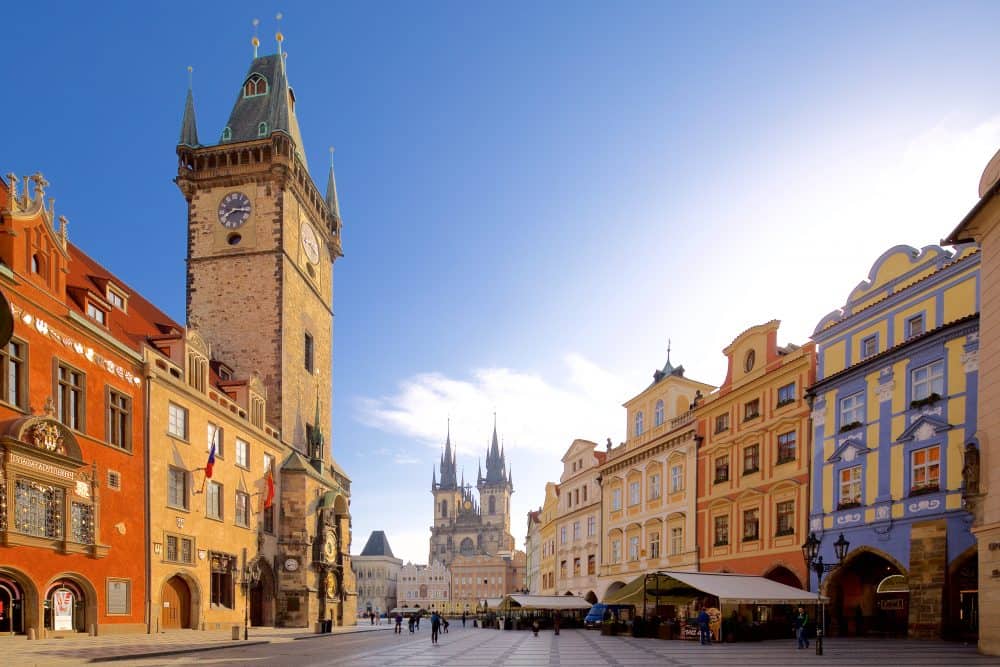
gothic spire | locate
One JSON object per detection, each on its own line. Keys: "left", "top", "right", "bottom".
{"left": 326, "top": 148, "right": 342, "bottom": 223}
{"left": 483, "top": 415, "right": 506, "bottom": 485}
{"left": 437, "top": 422, "right": 458, "bottom": 489}
{"left": 178, "top": 72, "right": 200, "bottom": 147}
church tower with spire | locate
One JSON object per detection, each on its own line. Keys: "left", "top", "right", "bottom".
{"left": 478, "top": 418, "right": 514, "bottom": 541}
{"left": 174, "top": 28, "right": 354, "bottom": 629}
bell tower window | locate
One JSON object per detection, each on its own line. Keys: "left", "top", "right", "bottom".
{"left": 222, "top": 127, "right": 232, "bottom": 141}
{"left": 258, "top": 122, "right": 268, "bottom": 137}
{"left": 243, "top": 74, "right": 268, "bottom": 98}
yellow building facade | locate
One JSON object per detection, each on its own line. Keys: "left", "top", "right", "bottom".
{"left": 598, "top": 355, "right": 714, "bottom": 600}
{"left": 146, "top": 329, "right": 287, "bottom": 632}
{"left": 538, "top": 482, "right": 560, "bottom": 595}
{"left": 553, "top": 439, "right": 604, "bottom": 601}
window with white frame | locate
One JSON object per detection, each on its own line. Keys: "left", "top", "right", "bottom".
{"left": 206, "top": 480, "right": 223, "bottom": 520}
{"left": 649, "top": 472, "right": 661, "bottom": 500}
{"left": 777, "top": 431, "right": 797, "bottom": 463}
{"left": 611, "top": 488, "right": 622, "bottom": 511}
{"left": 670, "top": 526, "right": 683, "bottom": 555}
{"left": 86, "top": 302, "right": 106, "bottom": 325}
{"left": 628, "top": 481, "right": 640, "bottom": 506}
{"left": 911, "top": 360, "right": 944, "bottom": 402}
{"left": 777, "top": 382, "right": 796, "bottom": 406}
{"left": 655, "top": 399, "right": 665, "bottom": 426}
{"left": 861, "top": 335, "right": 877, "bottom": 359}
{"left": 168, "top": 467, "right": 187, "bottom": 509}
{"left": 207, "top": 423, "right": 223, "bottom": 457}
{"left": 587, "top": 515, "right": 596, "bottom": 537}
{"left": 634, "top": 411, "right": 644, "bottom": 437}
{"left": 671, "top": 464, "right": 683, "bottom": 492}
{"left": 628, "top": 535, "right": 640, "bottom": 561}
{"left": 560, "top": 526, "right": 567, "bottom": 545}
{"left": 840, "top": 392, "right": 864, "bottom": 426}
{"left": 235, "top": 438, "right": 249, "bottom": 469}
{"left": 649, "top": 531, "right": 660, "bottom": 558}
{"left": 235, "top": 491, "right": 249, "bottom": 527}
{"left": 168, "top": 403, "right": 188, "bottom": 439}
{"left": 573, "top": 521, "right": 581, "bottom": 541}
{"left": 715, "top": 413, "right": 729, "bottom": 433}
{"left": 742, "top": 508, "right": 759, "bottom": 541}
{"left": 714, "top": 455, "right": 729, "bottom": 483}
{"left": 907, "top": 313, "right": 925, "bottom": 338}
{"left": 714, "top": 515, "right": 729, "bottom": 546}
{"left": 911, "top": 445, "right": 940, "bottom": 492}
{"left": 776, "top": 500, "right": 795, "bottom": 536}
{"left": 743, "top": 444, "right": 760, "bottom": 474}
{"left": 611, "top": 538, "right": 621, "bottom": 563}
{"left": 839, "top": 465, "right": 862, "bottom": 506}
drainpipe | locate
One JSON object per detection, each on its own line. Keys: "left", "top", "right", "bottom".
{"left": 144, "top": 366, "right": 152, "bottom": 633}
{"left": 805, "top": 392, "right": 815, "bottom": 594}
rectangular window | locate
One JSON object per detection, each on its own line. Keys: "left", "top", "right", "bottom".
{"left": 235, "top": 491, "right": 250, "bottom": 527}
{"left": 560, "top": 526, "right": 567, "bottom": 545}
{"left": 670, "top": 527, "right": 683, "bottom": 555}
{"left": 107, "top": 388, "right": 131, "bottom": 451}
{"left": 236, "top": 438, "right": 249, "bottom": 469}
{"left": 107, "top": 290, "right": 125, "bottom": 310}
{"left": 715, "top": 413, "right": 729, "bottom": 433}
{"left": 573, "top": 557, "right": 581, "bottom": 576}
{"left": 911, "top": 445, "right": 941, "bottom": 493}
{"left": 587, "top": 554, "right": 596, "bottom": 575}
{"left": 649, "top": 531, "right": 660, "bottom": 559}
{"left": 582, "top": 484, "right": 587, "bottom": 502}
{"left": 0, "top": 340, "right": 26, "bottom": 409}
{"left": 573, "top": 521, "right": 581, "bottom": 541}
{"left": 743, "top": 508, "right": 759, "bottom": 541}
{"left": 744, "top": 398, "right": 760, "bottom": 420}
{"left": 14, "top": 479, "right": 64, "bottom": 538}
{"left": 777, "top": 431, "right": 797, "bottom": 464}
{"left": 714, "top": 455, "right": 729, "bottom": 483}
{"left": 168, "top": 467, "right": 188, "bottom": 509}
{"left": 587, "top": 516, "right": 596, "bottom": 537}
{"left": 670, "top": 465, "right": 683, "bottom": 493}
{"left": 861, "top": 335, "right": 877, "bottom": 359}
{"left": 210, "top": 554, "right": 235, "bottom": 608}
{"left": 776, "top": 500, "right": 795, "bottom": 536}
{"left": 86, "top": 302, "right": 106, "bottom": 325}
{"left": 168, "top": 403, "right": 188, "bottom": 439}
{"left": 206, "top": 480, "right": 223, "bottom": 520}
{"left": 911, "top": 360, "right": 944, "bottom": 402}
{"left": 71, "top": 501, "right": 94, "bottom": 543}
{"left": 628, "top": 535, "right": 640, "bottom": 561}
{"left": 166, "top": 535, "right": 177, "bottom": 562}
{"left": 56, "top": 363, "right": 84, "bottom": 431}
{"left": 839, "top": 465, "right": 862, "bottom": 507}
{"left": 649, "top": 473, "right": 661, "bottom": 500}
{"left": 840, "top": 392, "right": 864, "bottom": 427}
{"left": 777, "top": 382, "right": 796, "bottom": 406}
{"left": 107, "top": 469, "right": 121, "bottom": 491}
{"left": 207, "top": 423, "right": 224, "bottom": 458}
{"left": 743, "top": 444, "right": 760, "bottom": 474}
{"left": 264, "top": 453, "right": 275, "bottom": 473}
{"left": 611, "top": 539, "right": 621, "bottom": 563}
{"left": 907, "top": 314, "right": 925, "bottom": 338}
{"left": 611, "top": 488, "right": 622, "bottom": 511}
{"left": 714, "top": 515, "right": 729, "bottom": 546}
{"left": 628, "top": 481, "right": 640, "bottom": 506}
{"left": 304, "top": 332, "right": 314, "bottom": 373}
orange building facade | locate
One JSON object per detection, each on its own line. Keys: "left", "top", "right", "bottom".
{"left": 695, "top": 320, "right": 815, "bottom": 589}
{"left": 0, "top": 173, "right": 167, "bottom": 635}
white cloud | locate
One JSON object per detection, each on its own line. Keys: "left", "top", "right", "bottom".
{"left": 393, "top": 452, "right": 421, "bottom": 465}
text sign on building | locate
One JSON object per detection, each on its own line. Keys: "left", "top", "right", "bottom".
{"left": 8, "top": 453, "right": 76, "bottom": 481}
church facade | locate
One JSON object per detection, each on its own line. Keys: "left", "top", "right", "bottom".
{"left": 429, "top": 424, "right": 515, "bottom": 568}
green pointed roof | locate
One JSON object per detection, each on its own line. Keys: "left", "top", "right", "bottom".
{"left": 178, "top": 87, "right": 199, "bottom": 147}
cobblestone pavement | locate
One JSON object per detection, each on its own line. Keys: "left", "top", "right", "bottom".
{"left": 126, "top": 627, "right": 999, "bottom": 667}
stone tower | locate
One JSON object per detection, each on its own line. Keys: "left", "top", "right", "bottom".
{"left": 431, "top": 424, "right": 462, "bottom": 530}
{"left": 478, "top": 421, "right": 514, "bottom": 538}
{"left": 175, "top": 48, "right": 342, "bottom": 457}
{"left": 174, "top": 37, "right": 355, "bottom": 628}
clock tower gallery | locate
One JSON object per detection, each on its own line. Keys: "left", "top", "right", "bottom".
{"left": 174, "top": 39, "right": 356, "bottom": 628}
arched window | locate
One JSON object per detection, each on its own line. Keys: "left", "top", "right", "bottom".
{"left": 635, "top": 411, "right": 644, "bottom": 437}
{"left": 440, "top": 500, "right": 447, "bottom": 517}
{"left": 221, "top": 126, "right": 232, "bottom": 141}
{"left": 243, "top": 74, "right": 268, "bottom": 98}
{"left": 460, "top": 538, "right": 475, "bottom": 556}
{"left": 654, "top": 400, "right": 664, "bottom": 427}
{"left": 488, "top": 496, "right": 496, "bottom": 515}
{"left": 258, "top": 122, "right": 268, "bottom": 137}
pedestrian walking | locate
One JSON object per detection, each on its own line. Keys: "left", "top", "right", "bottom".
{"left": 697, "top": 609, "right": 711, "bottom": 645}
{"left": 443, "top": 618, "right": 449, "bottom": 633}
{"left": 795, "top": 607, "right": 810, "bottom": 649}
{"left": 395, "top": 613, "right": 403, "bottom": 634}
{"left": 462, "top": 611, "right": 467, "bottom": 628}
{"left": 553, "top": 613, "right": 561, "bottom": 636}
{"left": 416, "top": 614, "right": 421, "bottom": 631}
{"left": 408, "top": 615, "right": 415, "bottom": 633}
{"left": 370, "top": 611, "right": 375, "bottom": 625}
{"left": 431, "top": 611, "right": 441, "bottom": 644}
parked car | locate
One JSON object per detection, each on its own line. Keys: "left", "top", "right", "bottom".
{"left": 584, "top": 603, "right": 634, "bottom": 627}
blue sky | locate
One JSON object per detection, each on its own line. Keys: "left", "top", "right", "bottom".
{"left": 7, "top": 2, "right": 1000, "bottom": 563}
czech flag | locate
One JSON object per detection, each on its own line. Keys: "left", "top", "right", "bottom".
{"left": 264, "top": 469, "right": 275, "bottom": 509}
{"left": 205, "top": 441, "right": 216, "bottom": 479}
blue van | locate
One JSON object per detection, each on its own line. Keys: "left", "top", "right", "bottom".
{"left": 584, "top": 603, "right": 633, "bottom": 627}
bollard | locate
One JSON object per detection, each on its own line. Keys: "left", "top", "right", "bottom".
{"left": 27, "top": 628, "right": 36, "bottom": 641}
{"left": 88, "top": 624, "right": 96, "bottom": 637}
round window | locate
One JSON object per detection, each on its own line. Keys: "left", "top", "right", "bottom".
{"left": 744, "top": 349, "right": 756, "bottom": 372}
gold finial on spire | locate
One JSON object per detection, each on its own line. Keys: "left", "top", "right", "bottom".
{"left": 275, "top": 12, "right": 284, "bottom": 54}
{"left": 252, "top": 18, "right": 260, "bottom": 57}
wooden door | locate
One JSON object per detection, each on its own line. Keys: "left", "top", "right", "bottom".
{"left": 162, "top": 577, "right": 190, "bottom": 630}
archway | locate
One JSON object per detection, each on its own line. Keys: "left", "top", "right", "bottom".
{"left": 824, "top": 548, "right": 908, "bottom": 637}
{"left": 585, "top": 591, "right": 598, "bottom": 604}
{"left": 0, "top": 569, "right": 36, "bottom": 635}
{"left": 947, "top": 547, "right": 978, "bottom": 641}
{"left": 44, "top": 575, "right": 97, "bottom": 634}
{"left": 603, "top": 580, "right": 626, "bottom": 601}
{"left": 161, "top": 575, "right": 195, "bottom": 630}
{"left": 250, "top": 559, "right": 276, "bottom": 627}
{"left": 764, "top": 565, "right": 803, "bottom": 590}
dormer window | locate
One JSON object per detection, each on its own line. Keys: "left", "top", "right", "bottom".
{"left": 258, "top": 122, "right": 268, "bottom": 137}
{"left": 222, "top": 126, "right": 232, "bottom": 141}
{"left": 106, "top": 285, "right": 128, "bottom": 312}
{"left": 243, "top": 74, "right": 268, "bottom": 98}
{"left": 86, "top": 302, "right": 107, "bottom": 326}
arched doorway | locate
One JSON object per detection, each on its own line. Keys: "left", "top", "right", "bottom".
{"left": 764, "top": 565, "right": 802, "bottom": 590}
{"left": 0, "top": 575, "right": 25, "bottom": 634}
{"left": 825, "top": 548, "right": 908, "bottom": 637}
{"left": 947, "top": 548, "right": 978, "bottom": 641}
{"left": 44, "top": 579, "right": 90, "bottom": 633}
{"left": 250, "top": 559, "right": 275, "bottom": 627}
{"left": 162, "top": 576, "right": 192, "bottom": 630}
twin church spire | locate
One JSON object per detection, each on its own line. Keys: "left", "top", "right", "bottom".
{"left": 432, "top": 418, "right": 513, "bottom": 492}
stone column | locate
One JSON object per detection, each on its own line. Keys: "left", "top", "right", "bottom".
{"left": 908, "top": 519, "right": 947, "bottom": 639}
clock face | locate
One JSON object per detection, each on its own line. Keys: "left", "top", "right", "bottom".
{"left": 218, "top": 191, "right": 252, "bottom": 229}
{"left": 463, "top": 500, "right": 472, "bottom": 510}
{"left": 301, "top": 220, "right": 320, "bottom": 264}
{"left": 324, "top": 531, "right": 336, "bottom": 560}
{"left": 284, "top": 558, "right": 299, "bottom": 572}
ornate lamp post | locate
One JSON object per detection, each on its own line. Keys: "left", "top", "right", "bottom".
{"left": 241, "top": 554, "right": 262, "bottom": 641}
{"left": 801, "top": 532, "right": 850, "bottom": 656}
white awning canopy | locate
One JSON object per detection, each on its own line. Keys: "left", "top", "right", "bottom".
{"left": 606, "top": 570, "right": 827, "bottom": 606}
{"left": 497, "top": 594, "right": 593, "bottom": 611}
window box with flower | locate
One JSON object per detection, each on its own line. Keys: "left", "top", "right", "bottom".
{"left": 839, "top": 421, "right": 863, "bottom": 433}
{"left": 909, "top": 392, "right": 942, "bottom": 410}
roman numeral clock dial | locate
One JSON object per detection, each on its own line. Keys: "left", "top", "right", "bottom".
{"left": 217, "top": 191, "right": 251, "bottom": 229}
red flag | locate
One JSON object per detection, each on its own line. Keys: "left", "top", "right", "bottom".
{"left": 205, "top": 441, "right": 216, "bottom": 479}
{"left": 264, "top": 469, "right": 275, "bottom": 509}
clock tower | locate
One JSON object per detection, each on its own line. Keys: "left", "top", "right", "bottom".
{"left": 175, "top": 36, "right": 355, "bottom": 628}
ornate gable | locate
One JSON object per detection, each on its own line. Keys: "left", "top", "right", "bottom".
{"left": 896, "top": 414, "right": 953, "bottom": 444}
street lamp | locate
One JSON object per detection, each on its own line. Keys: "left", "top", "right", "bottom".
{"left": 241, "top": 554, "right": 262, "bottom": 641}
{"left": 801, "top": 532, "right": 849, "bottom": 656}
